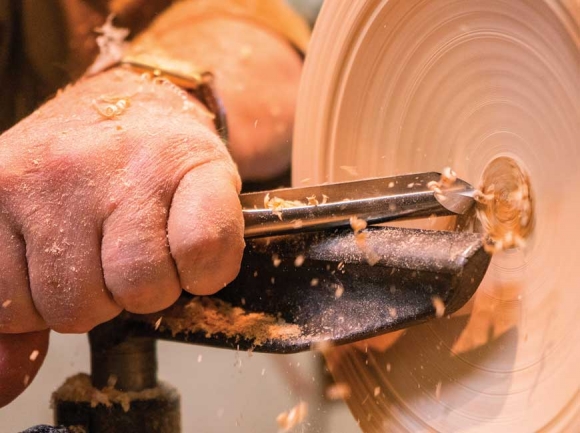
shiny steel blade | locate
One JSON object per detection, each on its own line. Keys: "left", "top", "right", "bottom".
{"left": 241, "top": 172, "right": 476, "bottom": 238}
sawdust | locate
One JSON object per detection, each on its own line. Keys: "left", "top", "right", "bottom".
{"left": 51, "top": 373, "right": 176, "bottom": 413}
{"left": 92, "top": 94, "right": 132, "bottom": 119}
{"left": 475, "top": 157, "right": 533, "bottom": 253}
{"left": 427, "top": 166, "right": 457, "bottom": 197}
{"left": 431, "top": 296, "right": 446, "bottom": 318}
{"left": 154, "top": 316, "right": 162, "bottom": 330}
{"left": 264, "top": 193, "right": 306, "bottom": 220}
{"left": 326, "top": 382, "right": 352, "bottom": 400}
{"left": 264, "top": 193, "right": 329, "bottom": 220}
{"left": 276, "top": 401, "right": 308, "bottom": 432}
{"left": 294, "top": 255, "right": 305, "bottom": 267}
{"left": 148, "top": 296, "right": 302, "bottom": 346}
{"left": 85, "top": 15, "right": 129, "bottom": 76}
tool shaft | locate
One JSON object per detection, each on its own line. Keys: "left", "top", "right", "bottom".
{"left": 241, "top": 172, "right": 475, "bottom": 238}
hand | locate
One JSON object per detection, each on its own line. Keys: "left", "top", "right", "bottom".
{"left": 0, "top": 3, "right": 303, "bottom": 408}
{"left": 0, "top": 68, "right": 245, "bottom": 406}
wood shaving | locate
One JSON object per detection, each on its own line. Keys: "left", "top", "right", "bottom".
{"left": 440, "top": 166, "right": 457, "bottom": 185}
{"left": 307, "top": 195, "right": 319, "bottom": 206}
{"left": 294, "top": 255, "right": 305, "bottom": 267}
{"left": 310, "top": 278, "right": 319, "bottom": 287}
{"left": 51, "top": 373, "right": 176, "bottom": 413}
{"left": 475, "top": 158, "right": 533, "bottom": 252}
{"left": 264, "top": 193, "right": 305, "bottom": 221}
{"left": 92, "top": 94, "right": 131, "bottom": 119}
{"left": 326, "top": 382, "right": 351, "bottom": 400}
{"left": 292, "top": 219, "right": 303, "bottom": 229}
{"left": 349, "top": 216, "right": 367, "bottom": 233}
{"left": 85, "top": 15, "right": 129, "bottom": 76}
{"left": 144, "top": 296, "right": 301, "bottom": 346}
{"left": 154, "top": 317, "right": 163, "bottom": 330}
{"left": 431, "top": 296, "right": 446, "bottom": 318}
{"left": 2, "top": 299, "right": 12, "bottom": 308}
{"left": 373, "top": 386, "right": 381, "bottom": 397}
{"left": 428, "top": 167, "right": 457, "bottom": 197}
{"left": 350, "top": 216, "right": 380, "bottom": 265}
{"left": 29, "top": 350, "right": 40, "bottom": 361}
{"left": 276, "top": 401, "right": 308, "bottom": 432}
{"left": 272, "top": 254, "right": 282, "bottom": 267}
{"left": 334, "top": 284, "right": 344, "bottom": 299}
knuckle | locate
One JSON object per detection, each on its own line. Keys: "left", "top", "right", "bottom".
{"left": 103, "top": 253, "right": 180, "bottom": 314}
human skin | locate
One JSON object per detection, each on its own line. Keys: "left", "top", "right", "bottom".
{"left": 0, "top": 4, "right": 302, "bottom": 407}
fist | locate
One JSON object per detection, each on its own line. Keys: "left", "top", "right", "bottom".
{"left": 0, "top": 68, "right": 245, "bottom": 405}
{"left": 0, "top": 69, "right": 245, "bottom": 331}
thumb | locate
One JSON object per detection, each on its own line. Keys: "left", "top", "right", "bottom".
{"left": 0, "top": 329, "right": 49, "bottom": 408}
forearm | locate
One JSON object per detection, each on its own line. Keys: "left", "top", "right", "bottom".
{"left": 127, "top": 4, "right": 303, "bottom": 180}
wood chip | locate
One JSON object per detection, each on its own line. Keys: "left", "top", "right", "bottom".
{"left": 276, "top": 401, "right": 308, "bottom": 432}
{"left": 334, "top": 284, "right": 344, "bottom": 299}
{"left": 307, "top": 195, "right": 319, "bottom": 206}
{"left": 29, "top": 350, "right": 40, "bottom": 361}
{"left": 2, "top": 299, "right": 12, "bottom": 308}
{"left": 154, "top": 317, "right": 163, "bottom": 331}
{"left": 294, "top": 255, "right": 305, "bottom": 267}
{"left": 431, "top": 296, "right": 446, "bottom": 318}
{"left": 349, "top": 216, "right": 367, "bottom": 233}
{"left": 326, "top": 382, "right": 351, "bottom": 400}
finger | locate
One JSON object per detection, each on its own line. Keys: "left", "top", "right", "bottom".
{"left": 25, "top": 220, "right": 121, "bottom": 333}
{"left": 0, "top": 218, "right": 45, "bottom": 333}
{"left": 0, "top": 329, "right": 49, "bottom": 408}
{"left": 102, "top": 195, "right": 181, "bottom": 314}
{"left": 168, "top": 161, "right": 245, "bottom": 295}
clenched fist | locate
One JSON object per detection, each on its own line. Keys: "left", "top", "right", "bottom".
{"left": 0, "top": 68, "right": 245, "bottom": 405}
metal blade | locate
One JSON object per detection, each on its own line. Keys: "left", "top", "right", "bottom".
{"left": 242, "top": 172, "right": 476, "bottom": 238}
